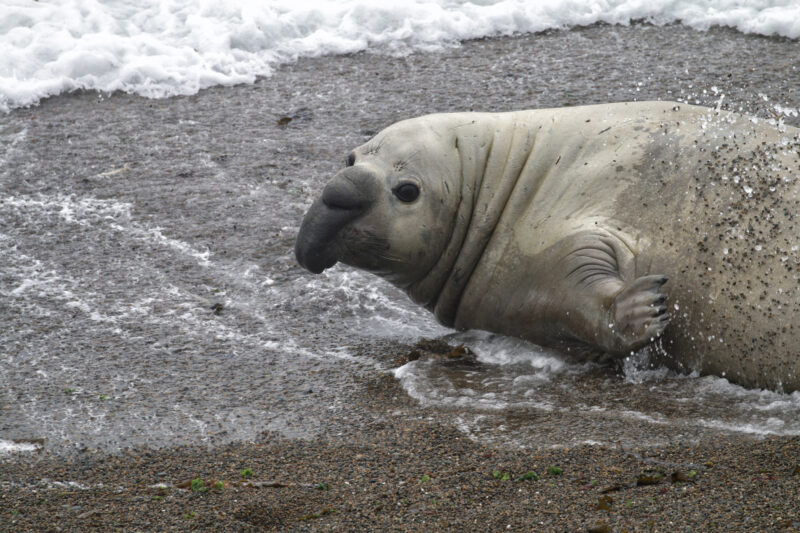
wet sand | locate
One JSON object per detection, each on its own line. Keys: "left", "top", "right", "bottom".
{"left": 3, "top": 374, "right": 799, "bottom": 531}
{"left": 2, "top": 23, "right": 800, "bottom": 531}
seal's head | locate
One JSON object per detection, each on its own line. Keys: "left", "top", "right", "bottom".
{"left": 295, "top": 118, "right": 461, "bottom": 290}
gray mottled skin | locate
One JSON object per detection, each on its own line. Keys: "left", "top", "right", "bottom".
{"left": 296, "top": 101, "right": 800, "bottom": 392}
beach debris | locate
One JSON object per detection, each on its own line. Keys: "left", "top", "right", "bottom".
{"left": 587, "top": 522, "right": 613, "bottom": 533}
{"left": 95, "top": 164, "right": 130, "bottom": 178}
{"left": 394, "top": 349, "right": 421, "bottom": 366}
{"left": 277, "top": 107, "right": 313, "bottom": 127}
{"left": 76, "top": 509, "right": 102, "bottom": 520}
{"left": 299, "top": 508, "right": 337, "bottom": 521}
{"left": 393, "top": 338, "right": 473, "bottom": 366}
{"left": 242, "top": 481, "right": 293, "bottom": 488}
{"left": 173, "top": 477, "right": 295, "bottom": 490}
{"left": 599, "top": 483, "right": 624, "bottom": 494}
{"left": 670, "top": 470, "right": 697, "bottom": 483}
{"left": 635, "top": 472, "right": 664, "bottom": 486}
{"left": 596, "top": 495, "right": 613, "bottom": 510}
{"left": 175, "top": 479, "right": 196, "bottom": 490}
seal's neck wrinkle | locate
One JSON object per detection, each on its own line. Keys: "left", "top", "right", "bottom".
{"left": 405, "top": 120, "right": 476, "bottom": 311}
{"left": 423, "top": 115, "right": 541, "bottom": 327}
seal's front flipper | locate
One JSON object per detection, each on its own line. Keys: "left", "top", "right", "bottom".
{"left": 552, "top": 231, "right": 670, "bottom": 358}
{"left": 608, "top": 275, "right": 670, "bottom": 354}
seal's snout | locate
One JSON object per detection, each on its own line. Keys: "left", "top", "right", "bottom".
{"left": 295, "top": 167, "right": 377, "bottom": 274}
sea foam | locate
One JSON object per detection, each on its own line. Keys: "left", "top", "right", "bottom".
{"left": 1, "top": 0, "right": 799, "bottom": 112}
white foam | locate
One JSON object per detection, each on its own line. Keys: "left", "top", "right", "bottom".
{"left": 2, "top": 193, "right": 212, "bottom": 266}
{"left": 696, "top": 417, "right": 791, "bottom": 436}
{"left": 392, "top": 327, "right": 800, "bottom": 449}
{"left": 2, "top": 0, "right": 798, "bottom": 112}
{"left": 393, "top": 332, "right": 566, "bottom": 412}
{"left": 284, "top": 266, "right": 448, "bottom": 340}
{"left": 456, "top": 330, "right": 568, "bottom": 371}
{"left": 0, "top": 439, "right": 42, "bottom": 454}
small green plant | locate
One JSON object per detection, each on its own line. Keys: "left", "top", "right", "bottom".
{"left": 64, "top": 387, "right": 76, "bottom": 394}
{"left": 420, "top": 474, "right": 431, "bottom": 483}
{"left": 626, "top": 500, "right": 634, "bottom": 508}
{"left": 10, "top": 509, "right": 19, "bottom": 515}
{"left": 548, "top": 466, "right": 563, "bottom": 476}
{"left": 240, "top": 468, "right": 253, "bottom": 478}
{"left": 184, "top": 511, "right": 196, "bottom": 519}
{"left": 316, "top": 482, "right": 330, "bottom": 491}
{"left": 517, "top": 471, "right": 539, "bottom": 481}
{"left": 153, "top": 495, "right": 164, "bottom": 501}
{"left": 492, "top": 470, "right": 511, "bottom": 481}
{"left": 214, "top": 481, "right": 224, "bottom": 491}
{"left": 98, "top": 394, "right": 109, "bottom": 400}
{"left": 688, "top": 470, "right": 698, "bottom": 478}
{"left": 400, "top": 498, "right": 410, "bottom": 507}
{"left": 190, "top": 478, "right": 207, "bottom": 493}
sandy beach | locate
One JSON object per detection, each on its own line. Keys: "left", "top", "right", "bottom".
{"left": 3, "top": 370, "right": 799, "bottom": 531}
{"left": 2, "top": 23, "right": 800, "bottom": 531}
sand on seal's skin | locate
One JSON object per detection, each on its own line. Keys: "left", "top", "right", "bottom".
{"left": 2, "top": 23, "right": 800, "bottom": 531}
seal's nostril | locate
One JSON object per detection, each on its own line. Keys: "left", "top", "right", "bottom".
{"left": 321, "top": 168, "right": 373, "bottom": 211}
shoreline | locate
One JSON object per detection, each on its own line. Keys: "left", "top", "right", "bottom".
{"left": 3, "top": 370, "right": 799, "bottom": 531}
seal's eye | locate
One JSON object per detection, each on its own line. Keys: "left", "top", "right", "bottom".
{"left": 346, "top": 153, "right": 356, "bottom": 167}
{"left": 393, "top": 183, "right": 420, "bottom": 203}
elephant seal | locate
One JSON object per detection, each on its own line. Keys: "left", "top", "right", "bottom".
{"left": 295, "top": 101, "right": 800, "bottom": 392}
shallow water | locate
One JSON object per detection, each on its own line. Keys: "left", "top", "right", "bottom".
{"left": 395, "top": 332, "right": 800, "bottom": 449}
{"left": 2, "top": 23, "right": 800, "bottom": 456}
